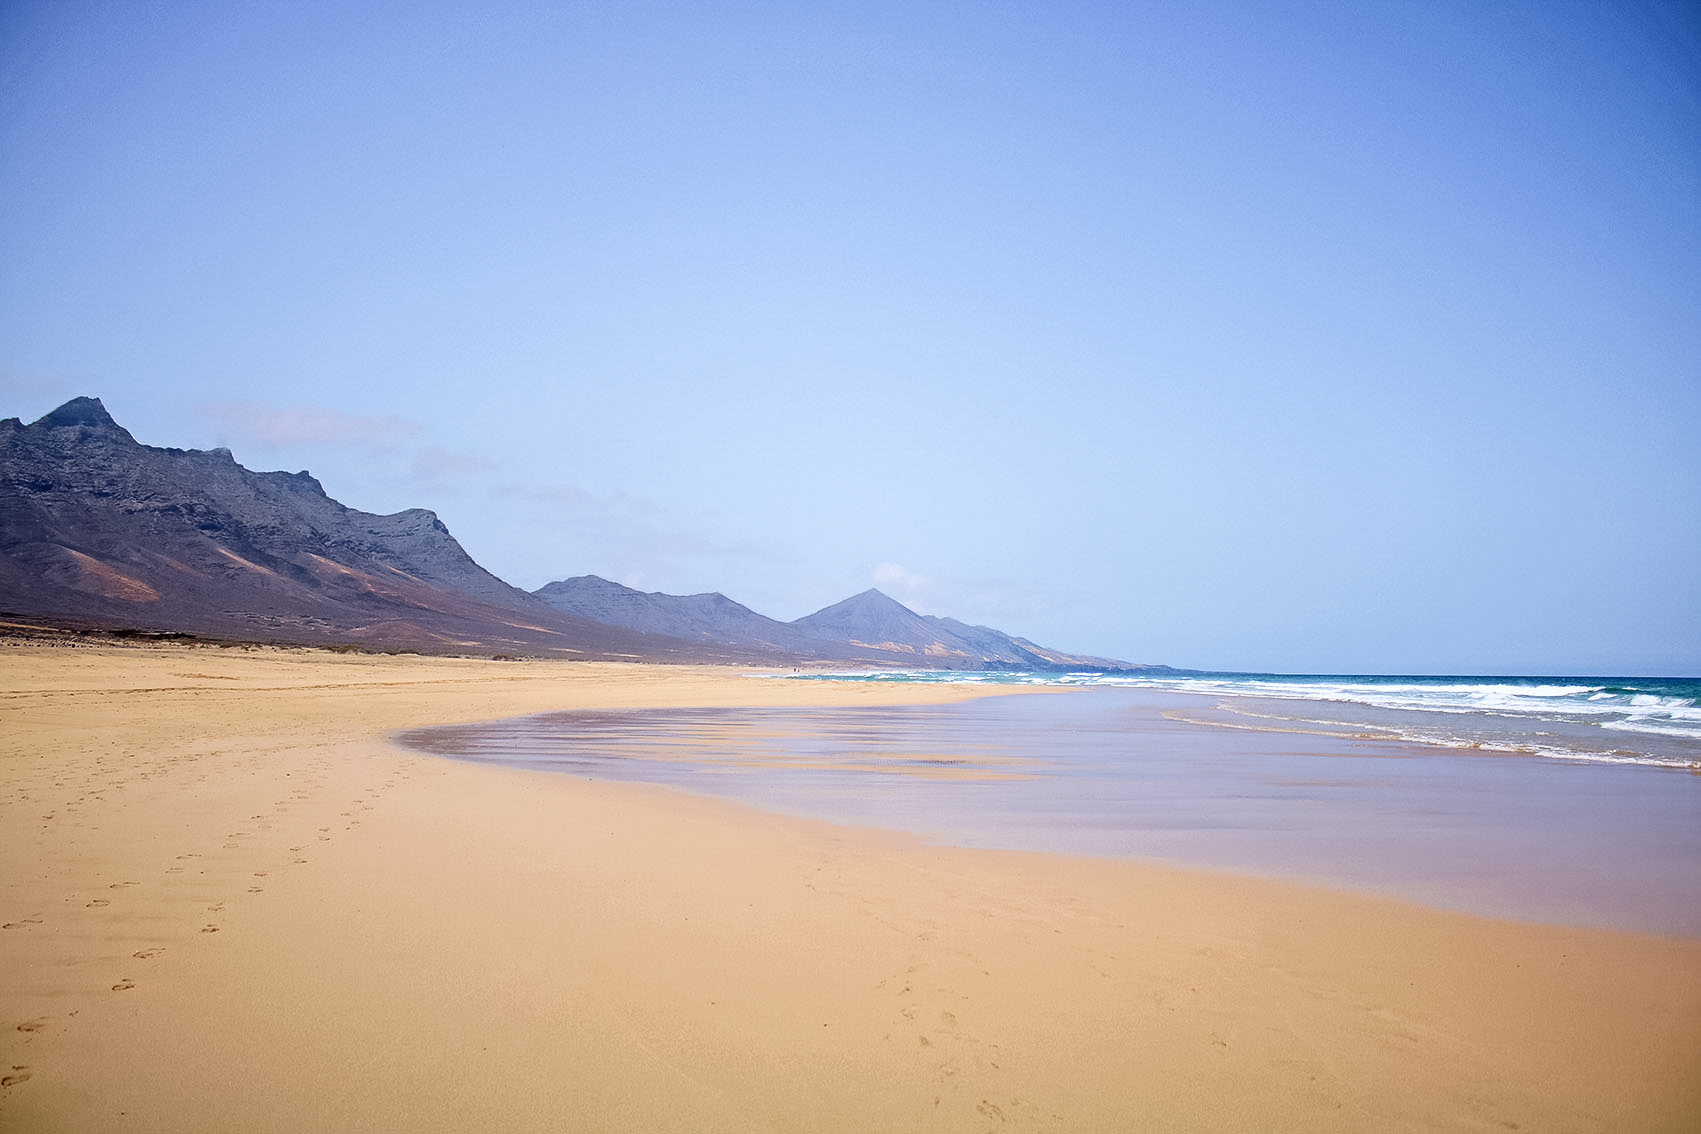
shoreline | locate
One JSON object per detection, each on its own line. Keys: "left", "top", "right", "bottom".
{"left": 404, "top": 687, "right": 1701, "bottom": 936}
{"left": 4, "top": 642, "right": 1699, "bottom": 1130}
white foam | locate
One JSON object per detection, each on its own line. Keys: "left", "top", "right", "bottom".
{"left": 753, "top": 670, "right": 1701, "bottom": 767}
{"left": 1600, "top": 718, "right": 1701, "bottom": 740}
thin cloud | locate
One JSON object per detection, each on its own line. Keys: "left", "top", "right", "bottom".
{"left": 508, "top": 480, "right": 779, "bottom": 566}
{"left": 871, "top": 561, "right": 1046, "bottom": 626}
{"left": 873, "top": 561, "right": 933, "bottom": 597}
{"left": 199, "top": 401, "right": 421, "bottom": 447}
{"left": 410, "top": 446, "right": 495, "bottom": 483}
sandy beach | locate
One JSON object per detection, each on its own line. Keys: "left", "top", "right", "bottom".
{"left": 2, "top": 642, "right": 1698, "bottom": 1132}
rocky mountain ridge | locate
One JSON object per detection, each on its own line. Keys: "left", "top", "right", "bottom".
{"left": 2, "top": 396, "right": 1157, "bottom": 670}
{"left": 0, "top": 398, "right": 732, "bottom": 658}
{"left": 536, "top": 577, "right": 1144, "bottom": 671}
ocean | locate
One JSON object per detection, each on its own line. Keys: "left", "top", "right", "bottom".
{"left": 399, "top": 672, "right": 1701, "bottom": 935}
{"left": 767, "top": 671, "right": 1701, "bottom": 768}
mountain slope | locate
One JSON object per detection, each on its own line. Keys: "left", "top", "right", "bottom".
{"left": 4, "top": 396, "right": 1158, "bottom": 668}
{"left": 535, "top": 576, "right": 930, "bottom": 664}
{"left": 537, "top": 576, "right": 1152, "bottom": 671}
{"left": 791, "top": 588, "right": 1134, "bottom": 669}
{"left": 0, "top": 398, "right": 739, "bottom": 659}
{"left": 535, "top": 575, "right": 809, "bottom": 648}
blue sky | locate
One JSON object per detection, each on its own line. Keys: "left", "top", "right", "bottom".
{"left": 2, "top": 0, "right": 1697, "bottom": 674}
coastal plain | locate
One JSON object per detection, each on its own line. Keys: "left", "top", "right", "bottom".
{"left": 2, "top": 642, "right": 1698, "bottom": 1132}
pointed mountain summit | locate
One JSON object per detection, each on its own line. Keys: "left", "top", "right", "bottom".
{"left": 33, "top": 395, "right": 134, "bottom": 437}
{"left": 537, "top": 578, "right": 1151, "bottom": 671}
{"left": 791, "top": 588, "right": 1127, "bottom": 668}
{"left": 792, "top": 588, "right": 949, "bottom": 651}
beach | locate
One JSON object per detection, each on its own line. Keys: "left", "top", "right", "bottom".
{"left": 3, "top": 642, "right": 1698, "bottom": 1131}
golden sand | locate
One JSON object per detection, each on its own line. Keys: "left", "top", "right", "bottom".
{"left": 3, "top": 642, "right": 1698, "bottom": 1131}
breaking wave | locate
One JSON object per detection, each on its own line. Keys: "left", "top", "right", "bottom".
{"left": 758, "top": 671, "right": 1701, "bottom": 769}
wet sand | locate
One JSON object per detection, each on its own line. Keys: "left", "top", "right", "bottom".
{"left": 405, "top": 691, "right": 1701, "bottom": 934}
{"left": 3, "top": 642, "right": 1699, "bottom": 1131}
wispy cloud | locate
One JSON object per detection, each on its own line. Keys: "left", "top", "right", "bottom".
{"left": 873, "top": 561, "right": 932, "bottom": 596}
{"left": 410, "top": 446, "right": 495, "bottom": 483}
{"left": 198, "top": 402, "right": 421, "bottom": 447}
{"left": 485, "top": 480, "right": 789, "bottom": 597}
{"left": 871, "top": 561, "right": 1047, "bottom": 627}
{"left": 512, "top": 480, "right": 774, "bottom": 563}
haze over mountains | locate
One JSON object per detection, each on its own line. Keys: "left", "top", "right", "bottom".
{"left": 0, "top": 397, "right": 1155, "bottom": 670}
{"left": 534, "top": 576, "right": 1135, "bottom": 669}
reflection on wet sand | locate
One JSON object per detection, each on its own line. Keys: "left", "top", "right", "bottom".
{"left": 403, "top": 688, "right": 1701, "bottom": 936}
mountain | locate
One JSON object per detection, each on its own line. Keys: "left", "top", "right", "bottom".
{"left": 787, "top": 588, "right": 1141, "bottom": 670}
{"left": 535, "top": 576, "right": 1154, "bottom": 672}
{"left": 3, "top": 396, "right": 1159, "bottom": 669}
{"left": 535, "top": 575, "right": 815, "bottom": 651}
{"left": 0, "top": 397, "right": 757, "bottom": 660}
{"left": 535, "top": 576, "right": 908, "bottom": 664}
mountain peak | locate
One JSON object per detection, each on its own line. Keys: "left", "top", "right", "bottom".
{"left": 30, "top": 396, "right": 139, "bottom": 445}
{"left": 35, "top": 396, "right": 122, "bottom": 431}
{"left": 834, "top": 588, "right": 906, "bottom": 610}
{"left": 793, "top": 587, "right": 931, "bottom": 638}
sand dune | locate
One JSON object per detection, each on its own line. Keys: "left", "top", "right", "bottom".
{"left": 2, "top": 642, "right": 1697, "bottom": 1131}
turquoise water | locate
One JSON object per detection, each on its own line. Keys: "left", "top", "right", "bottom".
{"left": 400, "top": 679, "right": 1701, "bottom": 936}
{"left": 761, "top": 671, "right": 1701, "bottom": 769}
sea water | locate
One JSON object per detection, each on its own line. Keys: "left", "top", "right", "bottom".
{"left": 399, "top": 673, "right": 1701, "bottom": 935}
{"left": 767, "top": 671, "right": 1701, "bottom": 769}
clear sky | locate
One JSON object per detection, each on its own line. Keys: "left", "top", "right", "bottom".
{"left": 2, "top": 0, "right": 1697, "bottom": 674}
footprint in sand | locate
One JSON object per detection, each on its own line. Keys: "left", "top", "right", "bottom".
{"left": 248, "top": 886, "right": 263, "bottom": 893}
{"left": 207, "top": 902, "right": 224, "bottom": 912}
{"left": 254, "top": 871, "right": 268, "bottom": 878}
{"left": 2, "top": 919, "right": 43, "bottom": 930}
{"left": 133, "top": 948, "right": 164, "bottom": 959}
{"left": 200, "top": 925, "right": 220, "bottom": 933}
{"left": 108, "top": 881, "right": 139, "bottom": 889}
{"left": 2, "top": 1071, "right": 30, "bottom": 1087}
{"left": 85, "top": 899, "right": 110, "bottom": 908}
{"left": 111, "top": 980, "right": 134, "bottom": 992}
{"left": 15, "top": 1019, "right": 46, "bottom": 1033}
